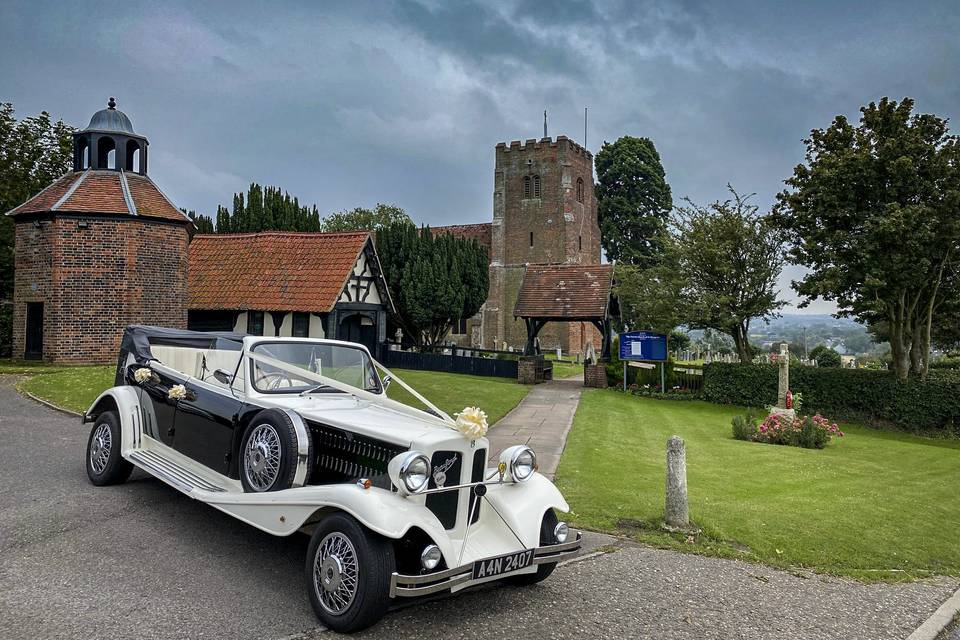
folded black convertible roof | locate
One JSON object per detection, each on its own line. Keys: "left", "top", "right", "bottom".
{"left": 115, "top": 325, "right": 245, "bottom": 385}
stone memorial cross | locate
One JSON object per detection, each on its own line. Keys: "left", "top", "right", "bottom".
{"left": 777, "top": 343, "right": 789, "bottom": 409}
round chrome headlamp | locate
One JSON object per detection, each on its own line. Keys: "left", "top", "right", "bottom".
{"left": 388, "top": 451, "right": 431, "bottom": 495}
{"left": 554, "top": 521, "right": 569, "bottom": 543}
{"left": 421, "top": 544, "right": 442, "bottom": 570}
{"left": 499, "top": 445, "right": 537, "bottom": 482}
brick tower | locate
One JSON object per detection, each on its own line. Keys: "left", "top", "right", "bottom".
{"left": 7, "top": 98, "right": 193, "bottom": 363}
{"left": 482, "top": 135, "right": 601, "bottom": 354}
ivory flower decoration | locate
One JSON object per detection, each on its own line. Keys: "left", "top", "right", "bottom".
{"left": 168, "top": 384, "right": 188, "bottom": 400}
{"left": 454, "top": 406, "right": 488, "bottom": 440}
{"left": 133, "top": 367, "right": 154, "bottom": 383}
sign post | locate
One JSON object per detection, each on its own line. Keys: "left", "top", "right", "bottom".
{"left": 619, "top": 331, "right": 669, "bottom": 394}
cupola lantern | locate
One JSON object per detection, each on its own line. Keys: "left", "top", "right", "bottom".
{"left": 73, "top": 97, "right": 149, "bottom": 174}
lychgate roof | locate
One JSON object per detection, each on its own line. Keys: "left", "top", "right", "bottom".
{"left": 188, "top": 231, "right": 377, "bottom": 313}
{"left": 513, "top": 263, "right": 614, "bottom": 320}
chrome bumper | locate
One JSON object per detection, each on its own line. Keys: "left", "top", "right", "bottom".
{"left": 389, "top": 532, "right": 582, "bottom": 598}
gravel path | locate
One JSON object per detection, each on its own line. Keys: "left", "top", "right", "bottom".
{"left": 1, "top": 376, "right": 955, "bottom": 639}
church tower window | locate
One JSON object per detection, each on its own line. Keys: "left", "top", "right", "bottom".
{"left": 523, "top": 176, "right": 531, "bottom": 199}
{"left": 577, "top": 177, "right": 584, "bottom": 203}
{"left": 533, "top": 175, "right": 541, "bottom": 198}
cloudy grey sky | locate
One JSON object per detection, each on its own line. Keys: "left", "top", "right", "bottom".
{"left": 3, "top": 0, "right": 958, "bottom": 313}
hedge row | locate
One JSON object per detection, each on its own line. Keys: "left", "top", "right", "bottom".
{"left": 703, "top": 363, "right": 960, "bottom": 435}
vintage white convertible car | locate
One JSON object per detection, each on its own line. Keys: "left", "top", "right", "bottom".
{"left": 83, "top": 326, "right": 580, "bottom": 632}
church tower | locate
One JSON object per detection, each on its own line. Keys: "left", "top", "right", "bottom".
{"left": 482, "top": 136, "right": 601, "bottom": 353}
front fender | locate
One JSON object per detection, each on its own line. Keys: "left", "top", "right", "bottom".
{"left": 204, "top": 484, "right": 458, "bottom": 559}
{"left": 84, "top": 386, "right": 144, "bottom": 454}
{"left": 483, "top": 473, "right": 570, "bottom": 547}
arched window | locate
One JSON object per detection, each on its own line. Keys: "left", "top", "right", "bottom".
{"left": 77, "top": 138, "right": 90, "bottom": 169}
{"left": 523, "top": 176, "right": 531, "bottom": 199}
{"left": 533, "top": 175, "right": 541, "bottom": 198}
{"left": 125, "top": 140, "right": 141, "bottom": 172}
{"left": 97, "top": 136, "right": 116, "bottom": 169}
{"left": 576, "top": 177, "right": 584, "bottom": 203}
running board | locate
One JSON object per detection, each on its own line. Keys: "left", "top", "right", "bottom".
{"left": 128, "top": 449, "right": 229, "bottom": 494}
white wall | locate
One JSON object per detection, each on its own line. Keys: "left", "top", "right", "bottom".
{"left": 231, "top": 311, "right": 324, "bottom": 337}
{"left": 310, "top": 314, "right": 326, "bottom": 338}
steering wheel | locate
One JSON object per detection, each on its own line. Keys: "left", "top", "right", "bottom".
{"left": 255, "top": 371, "right": 295, "bottom": 390}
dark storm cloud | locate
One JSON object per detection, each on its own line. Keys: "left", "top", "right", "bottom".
{"left": 1, "top": 0, "right": 958, "bottom": 312}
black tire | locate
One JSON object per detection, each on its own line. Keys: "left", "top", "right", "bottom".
{"left": 305, "top": 513, "right": 395, "bottom": 633}
{"left": 85, "top": 410, "right": 133, "bottom": 486}
{"left": 239, "top": 409, "right": 313, "bottom": 493}
{"left": 508, "top": 509, "right": 560, "bottom": 586}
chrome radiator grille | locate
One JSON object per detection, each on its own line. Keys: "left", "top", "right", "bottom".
{"left": 309, "top": 423, "right": 405, "bottom": 489}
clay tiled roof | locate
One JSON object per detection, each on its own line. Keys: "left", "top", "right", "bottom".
{"left": 189, "top": 232, "right": 372, "bottom": 313}
{"left": 432, "top": 223, "right": 492, "bottom": 252}
{"left": 6, "top": 170, "right": 190, "bottom": 224}
{"left": 514, "top": 264, "right": 614, "bottom": 319}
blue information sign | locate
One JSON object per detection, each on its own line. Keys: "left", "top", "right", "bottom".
{"left": 619, "top": 331, "right": 668, "bottom": 362}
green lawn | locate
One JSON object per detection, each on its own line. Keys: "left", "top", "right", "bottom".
{"left": 13, "top": 364, "right": 113, "bottom": 413}
{"left": 556, "top": 390, "right": 960, "bottom": 580}
{"left": 387, "top": 369, "right": 530, "bottom": 424}
{"left": 9, "top": 360, "right": 531, "bottom": 426}
{"left": 550, "top": 360, "right": 584, "bottom": 379}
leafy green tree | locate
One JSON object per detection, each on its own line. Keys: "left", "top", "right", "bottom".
{"left": 614, "top": 260, "right": 686, "bottom": 334}
{"left": 668, "top": 330, "right": 690, "bottom": 353}
{"left": 215, "top": 205, "right": 231, "bottom": 233}
{"left": 595, "top": 136, "right": 673, "bottom": 267}
{"left": 675, "top": 187, "right": 786, "bottom": 362}
{"left": 322, "top": 203, "right": 412, "bottom": 232}
{"left": 772, "top": 97, "right": 960, "bottom": 380}
{"left": 809, "top": 345, "right": 842, "bottom": 367}
{"left": 375, "top": 222, "right": 488, "bottom": 347}
{"left": 0, "top": 103, "right": 74, "bottom": 299}
{"left": 183, "top": 209, "right": 214, "bottom": 234}
{"left": 216, "top": 183, "right": 322, "bottom": 233}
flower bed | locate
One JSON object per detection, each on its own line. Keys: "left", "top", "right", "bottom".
{"left": 732, "top": 410, "right": 844, "bottom": 449}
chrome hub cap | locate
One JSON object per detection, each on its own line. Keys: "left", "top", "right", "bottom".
{"left": 90, "top": 423, "right": 111, "bottom": 474}
{"left": 313, "top": 532, "right": 358, "bottom": 614}
{"left": 243, "top": 424, "right": 281, "bottom": 491}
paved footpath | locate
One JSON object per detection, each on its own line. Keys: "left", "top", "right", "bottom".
{"left": 3, "top": 376, "right": 958, "bottom": 640}
{"left": 485, "top": 376, "right": 583, "bottom": 478}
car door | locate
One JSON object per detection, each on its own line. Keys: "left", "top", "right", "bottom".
{"left": 130, "top": 362, "right": 187, "bottom": 447}
{"left": 171, "top": 377, "right": 243, "bottom": 476}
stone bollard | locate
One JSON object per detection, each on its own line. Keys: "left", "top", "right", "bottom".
{"left": 665, "top": 435, "right": 689, "bottom": 529}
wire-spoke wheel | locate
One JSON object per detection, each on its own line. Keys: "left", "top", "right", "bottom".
{"left": 243, "top": 424, "right": 282, "bottom": 491}
{"left": 305, "top": 513, "right": 394, "bottom": 633}
{"left": 314, "top": 532, "right": 359, "bottom": 614}
{"left": 85, "top": 410, "right": 133, "bottom": 486}
{"left": 89, "top": 423, "right": 112, "bottom": 475}
{"left": 237, "top": 409, "right": 312, "bottom": 493}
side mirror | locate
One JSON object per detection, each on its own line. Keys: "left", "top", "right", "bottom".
{"left": 381, "top": 374, "right": 393, "bottom": 391}
{"left": 213, "top": 368, "right": 234, "bottom": 386}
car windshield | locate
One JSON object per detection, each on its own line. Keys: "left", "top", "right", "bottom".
{"left": 250, "top": 342, "right": 380, "bottom": 394}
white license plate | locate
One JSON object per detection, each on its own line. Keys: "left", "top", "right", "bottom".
{"left": 472, "top": 549, "right": 535, "bottom": 579}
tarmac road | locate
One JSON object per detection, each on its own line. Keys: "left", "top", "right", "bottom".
{"left": 0, "top": 376, "right": 955, "bottom": 639}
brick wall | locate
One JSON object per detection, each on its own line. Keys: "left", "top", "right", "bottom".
{"left": 13, "top": 216, "right": 189, "bottom": 363}
{"left": 11, "top": 221, "right": 54, "bottom": 360}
